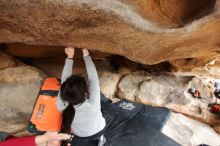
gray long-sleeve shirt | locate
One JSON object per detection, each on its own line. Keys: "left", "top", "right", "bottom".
{"left": 57, "top": 55, "right": 106, "bottom": 137}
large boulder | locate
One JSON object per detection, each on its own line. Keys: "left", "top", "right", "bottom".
{"left": 162, "top": 113, "right": 220, "bottom": 146}
{"left": 0, "top": 65, "right": 45, "bottom": 135}
{"left": 0, "top": 0, "right": 219, "bottom": 68}
{"left": 117, "top": 72, "right": 220, "bottom": 133}
{"left": 117, "top": 73, "right": 150, "bottom": 101}
{"left": 0, "top": 66, "right": 45, "bottom": 83}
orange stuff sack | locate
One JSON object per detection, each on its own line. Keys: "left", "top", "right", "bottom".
{"left": 29, "top": 77, "right": 62, "bottom": 132}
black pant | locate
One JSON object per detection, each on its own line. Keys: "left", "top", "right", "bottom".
{"left": 71, "top": 129, "right": 104, "bottom": 146}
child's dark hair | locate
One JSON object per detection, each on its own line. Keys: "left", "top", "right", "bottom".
{"left": 60, "top": 75, "right": 89, "bottom": 145}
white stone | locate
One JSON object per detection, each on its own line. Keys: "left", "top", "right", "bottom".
{"left": 117, "top": 73, "right": 151, "bottom": 100}
{"left": 162, "top": 113, "right": 220, "bottom": 146}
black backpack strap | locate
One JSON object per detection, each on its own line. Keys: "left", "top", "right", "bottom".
{"left": 39, "top": 90, "right": 59, "bottom": 97}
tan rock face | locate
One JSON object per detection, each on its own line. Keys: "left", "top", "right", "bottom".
{"left": 0, "top": 67, "right": 45, "bottom": 135}
{"left": 0, "top": 51, "right": 16, "bottom": 70}
{"left": 4, "top": 43, "right": 111, "bottom": 59}
{"left": 0, "top": 79, "right": 43, "bottom": 134}
{"left": 129, "top": 0, "right": 216, "bottom": 27}
{"left": 0, "top": 66, "right": 45, "bottom": 83}
{"left": 0, "top": 0, "right": 219, "bottom": 67}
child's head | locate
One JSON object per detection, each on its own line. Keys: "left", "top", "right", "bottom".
{"left": 61, "top": 75, "right": 89, "bottom": 105}
{"left": 60, "top": 75, "right": 89, "bottom": 138}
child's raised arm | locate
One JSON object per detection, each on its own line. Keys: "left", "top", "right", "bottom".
{"left": 83, "top": 49, "right": 101, "bottom": 106}
{"left": 57, "top": 47, "right": 75, "bottom": 111}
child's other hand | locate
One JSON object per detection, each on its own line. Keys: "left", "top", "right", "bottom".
{"left": 65, "top": 47, "right": 75, "bottom": 59}
{"left": 35, "top": 131, "right": 70, "bottom": 146}
{"left": 82, "top": 49, "right": 89, "bottom": 57}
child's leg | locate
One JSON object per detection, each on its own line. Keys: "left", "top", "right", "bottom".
{"left": 71, "top": 136, "right": 98, "bottom": 146}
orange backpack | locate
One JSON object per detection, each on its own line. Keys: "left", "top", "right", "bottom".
{"left": 28, "top": 77, "right": 62, "bottom": 132}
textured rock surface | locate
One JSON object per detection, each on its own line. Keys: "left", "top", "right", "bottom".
{"left": 129, "top": 0, "right": 216, "bottom": 28}
{"left": 0, "top": 66, "right": 45, "bottom": 83}
{"left": 117, "top": 72, "right": 220, "bottom": 133}
{"left": 0, "top": 78, "right": 43, "bottom": 134}
{"left": 170, "top": 56, "right": 220, "bottom": 77}
{"left": 162, "top": 113, "right": 220, "bottom": 146}
{"left": 0, "top": 0, "right": 219, "bottom": 67}
{"left": 0, "top": 53, "right": 45, "bottom": 135}
{"left": 4, "top": 43, "right": 111, "bottom": 59}
{"left": 0, "top": 51, "right": 16, "bottom": 70}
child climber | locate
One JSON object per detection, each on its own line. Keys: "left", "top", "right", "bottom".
{"left": 57, "top": 47, "right": 106, "bottom": 146}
